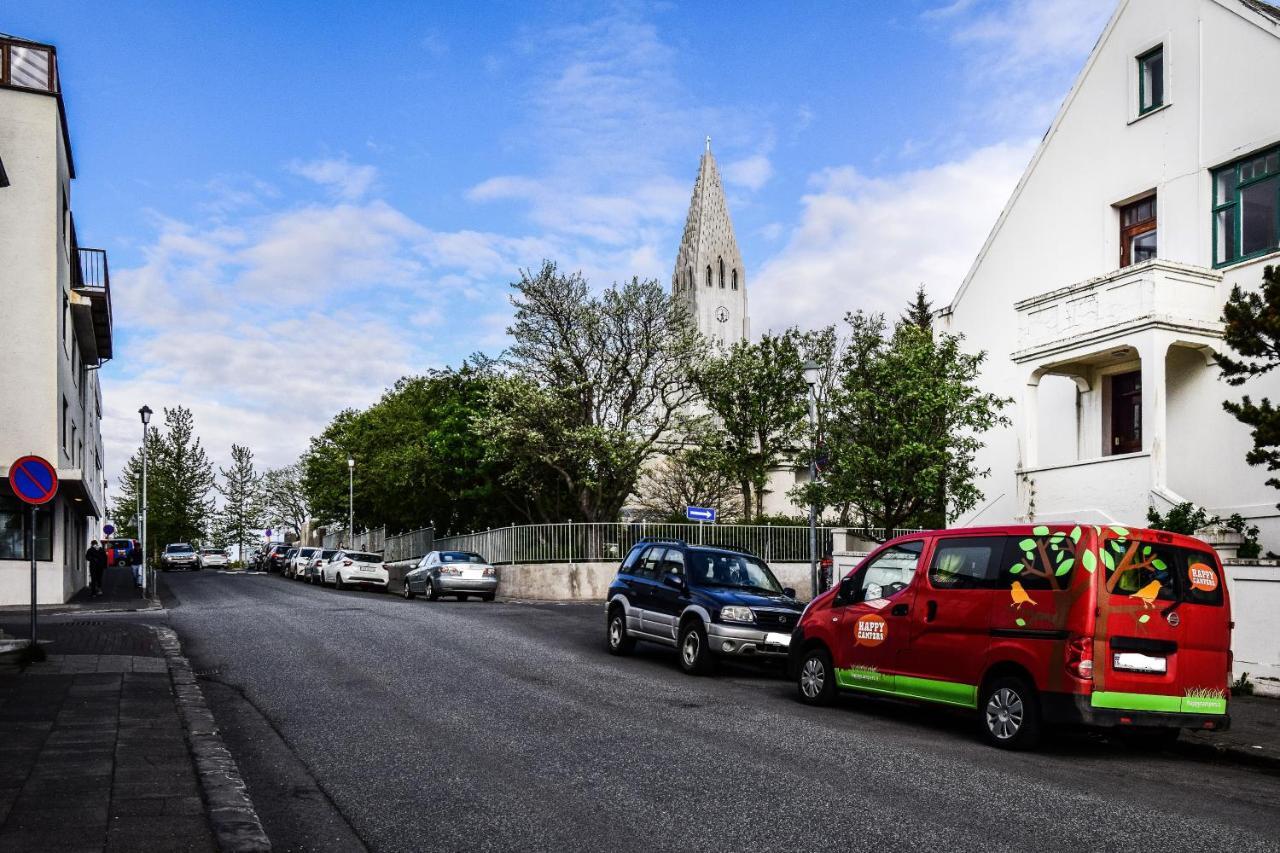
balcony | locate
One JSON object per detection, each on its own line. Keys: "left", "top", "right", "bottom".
{"left": 72, "top": 247, "right": 113, "bottom": 363}
{"left": 1012, "top": 259, "right": 1223, "bottom": 365}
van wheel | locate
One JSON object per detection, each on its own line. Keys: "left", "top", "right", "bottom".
{"left": 796, "top": 646, "right": 836, "bottom": 706}
{"left": 980, "top": 676, "right": 1041, "bottom": 750}
{"left": 606, "top": 608, "right": 635, "bottom": 655}
{"left": 678, "top": 620, "right": 714, "bottom": 676}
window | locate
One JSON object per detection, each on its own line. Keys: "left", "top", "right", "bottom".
{"left": 731, "top": 269, "right": 738, "bottom": 291}
{"left": 1138, "top": 46, "right": 1164, "bottom": 114}
{"left": 0, "top": 497, "right": 53, "bottom": 561}
{"left": 929, "top": 537, "right": 1005, "bottom": 589}
{"left": 62, "top": 293, "right": 70, "bottom": 353}
{"left": 1214, "top": 146, "right": 1280, "bottom": 267}
{"left": 7, "top": 44, "right": 54, "bottom": 92}
{"left": 635, "top": 546, "right": 663, "bottom": 580}
{"left": 1100, "top": 538, "right": 1223, "bottom": 607}
{"left": 1119, "top": 196, "right": 1156, "bottom": 267}
{"left": 1108, "top": 370, "right": 1142, "bottom": 455}
{"left": 659, "top": 548, "right": 685, "bottom": 578}
{"left": 718, "top": 257, "right": 725, "bottom": 289}
{"left": 846, "top": 541, "right": 922, "bottom": 602}
{"left": 62, "top": 398, "right": 69, "bottom": 453}
{"left": 705, "top": 265, "right": 712, "bottom": 287}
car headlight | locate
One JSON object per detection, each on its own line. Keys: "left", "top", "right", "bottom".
{"left": 720, "top": 606, "right": 755, "bottom": 624}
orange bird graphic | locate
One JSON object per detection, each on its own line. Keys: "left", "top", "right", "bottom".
{"left": 1009, "top": 581, "right": 1037, "bottom": 610}
{"left": 1130, "top": 580, "right": 1162, "bottom": 609}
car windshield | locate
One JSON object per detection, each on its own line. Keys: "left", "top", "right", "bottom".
{"left": 687, "top": 550, "right": 783, "bottom": 594}
{"left": 300, "top": 548, "right": 318, "bottom": 556}
{"left": 200, "top": 549, "right": 223, "bottom": 555}
{"left": 347, "top": 552, "right": 381, "bottom": 563}
{"left": 167, "top": 545, "right": 193, "bottom": 553}
{"left": 440, "top": 551, "right": 485, "bottom": 563}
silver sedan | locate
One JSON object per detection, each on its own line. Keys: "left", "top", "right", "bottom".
{"left": 403, "top": 551, "right": 498, "bottom": 601}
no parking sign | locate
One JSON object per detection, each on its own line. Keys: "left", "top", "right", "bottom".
{"left": 8, "top": 455, "right": 57, "bottom": 651}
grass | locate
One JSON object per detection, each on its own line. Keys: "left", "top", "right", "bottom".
{"left": 1184, "top": 686, "right": 1226, "bottom": 700}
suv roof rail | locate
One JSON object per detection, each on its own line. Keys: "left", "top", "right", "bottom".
{"left": 635, "top": 536, "right": 688, "bottom": 547}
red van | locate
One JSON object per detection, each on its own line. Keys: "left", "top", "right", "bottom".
{"left": 790, "top": 524, "right": 1232, "bottom": 749}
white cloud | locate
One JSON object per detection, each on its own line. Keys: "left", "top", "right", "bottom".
{"left": 287, "top": 158, "right": 379, "bottom": 200}
{"left": 723, "top": 154, "right": 773, "bottom": 191}
{"left": 750, "top": 139, "right": 1036, "bottom": 333}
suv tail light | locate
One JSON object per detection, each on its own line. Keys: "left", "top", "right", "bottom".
{"left": 1065, "top": 636, "right": 1093, "bottom": 680}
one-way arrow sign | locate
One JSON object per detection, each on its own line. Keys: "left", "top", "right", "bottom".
{"left": 686, "top": 506, "right": 716, "bottom": 523}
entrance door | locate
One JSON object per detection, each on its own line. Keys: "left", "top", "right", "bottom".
{"left": 831, "top": 540, "right": 924, "bottom": 695}
{"left": 1110, "top": 370, "right": 1142, "bottom": 455}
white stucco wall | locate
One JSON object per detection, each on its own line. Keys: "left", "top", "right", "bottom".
{"left": 945, "top": 0, "right": 1280, "bottom": 548}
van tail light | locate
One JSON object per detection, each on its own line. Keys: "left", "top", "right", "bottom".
{"left": 1065, "top": 636, "right": 1093, "bottom": 680}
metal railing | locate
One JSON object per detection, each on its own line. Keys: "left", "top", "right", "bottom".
{"left": 384, "top": 527, "right": 433, "bottom": 563}
{"left": 425, "top": 522, "right": 925, "bottom": 566}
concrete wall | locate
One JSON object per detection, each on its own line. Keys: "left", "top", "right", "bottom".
{"left": 1226, "top": 561, "right": 1280, "bottom": 696}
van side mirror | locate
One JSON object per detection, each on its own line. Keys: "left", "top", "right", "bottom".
{"left": 838, "top": 576, "right": 857, "bottom": 603}
{"left": 662, "top": 572, "right": 685, "bottom": 590}
{"left": 783, "top": 587, "right": 796, "bottom": 599}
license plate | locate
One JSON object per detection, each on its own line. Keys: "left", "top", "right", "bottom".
{"left": 765, "top": 632, "right": 790, "bottom": 648}
{"left": 1114, "top": 652, "right": 1167, "bottom": 673}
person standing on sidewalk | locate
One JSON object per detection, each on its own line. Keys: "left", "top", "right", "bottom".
{"left": 86, "top": 540, "right": 107, "bottom": 597}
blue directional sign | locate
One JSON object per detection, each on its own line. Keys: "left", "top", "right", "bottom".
{"left": 686, "top": 506, "right": 716, "bottom": 522}
{"left": 9, "top": 455, "right": 58, "bottom": 506}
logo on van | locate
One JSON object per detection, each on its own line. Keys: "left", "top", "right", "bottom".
{"left": 854, "top": 614, "right": 887, "bottom": 647}
{"left": 1188, "top": 562, "right": 1218, "bottom": 593}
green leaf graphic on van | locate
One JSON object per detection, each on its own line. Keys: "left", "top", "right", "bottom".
{"left": 1138, "top": 614, "right": 1150, "bottom": 624}
{"left": 1019, "top": 538, "right": 1036, "bottom": 551}
{"left": 1152, "top": 558, "right": 1167, "bottom": 571}
{"left": 1081, "top": 550, "right": 1096, "bottom": 572}
{"left": 1143, "top": 545, "right": 1152, "bottom": 556}
{"left": 1009, "top": 563, "right": 1023, "bottom": 574}
{"left": 1110, "top": 539, "right": 1126, "bottom": 553}
{"left": 1101, "top": 550, "right": 1115, "bottom": 571}
{"left": 1032, "top": 526, "right": 1049, "bottom": 536}
{"left": 1070, "top": 525, "right": 1082, "bottom": 544}
{"left": 1110, "top": 526, "right": 1129, "bottom": 537}
{"left": 1015, "top": 618, "right": 1026, "bottom": 627}
{"left": 1055, "top": 558, "right": 1074, "bottom": 576}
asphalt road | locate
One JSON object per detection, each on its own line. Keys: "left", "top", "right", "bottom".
{"left": 163, "top": 572, "right": 1280, "bottom": 853}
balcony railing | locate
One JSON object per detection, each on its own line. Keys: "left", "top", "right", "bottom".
{"left": 74, "top": 247, "right": 113, "bottom": 362}
{"left": 1012, "top": 259, "right": 1223, "bottom": 362}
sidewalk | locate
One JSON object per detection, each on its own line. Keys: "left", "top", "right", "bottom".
{"left": 0, "top": 615, "right": 269, "bottom": 852}
{"left": 1181, "top": 694, "right": 1280, "bottom": 768}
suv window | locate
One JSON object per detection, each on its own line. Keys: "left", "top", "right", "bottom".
{"left": 929, "top": 537, "right": 1006, "bottom": 590}
{"left": 658, "top": 548, "right": 684, "bottom": 577}
{"left": 636, "top": 547, "right": 664, "bottom": 580}
{"left": 621, "top": 546, "right": 646, "bottom": 574}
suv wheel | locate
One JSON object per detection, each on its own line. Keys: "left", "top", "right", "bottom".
{"left": 606, "top": 608, "right": 635, "bottom": 655}
{"left": 796, "top": 646, "right": 836, "bottom": 706}
{"left": 980, "top": 676, "right": 1041, "bottom": 750}
{"left": 677, "top": 620, "right": 714, "bottom": 676}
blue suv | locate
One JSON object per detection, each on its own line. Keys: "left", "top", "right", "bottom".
{"left": 605, "top": 538, "right": 804, "bottom": 675}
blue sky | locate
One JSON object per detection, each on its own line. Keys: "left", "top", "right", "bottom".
{"left": 8, "top": 0, "right": 1114, "bottom": 484}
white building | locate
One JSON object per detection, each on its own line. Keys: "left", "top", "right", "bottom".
{"left": 0, "top": 34, "right": 112, "bottom": 603}
{"left": 942, "top": 0, "right": 1280, "bottom": 544}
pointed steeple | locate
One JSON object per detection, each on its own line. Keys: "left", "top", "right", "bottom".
{"left": 672, "top": 141, "right": 749, "bottom": 344}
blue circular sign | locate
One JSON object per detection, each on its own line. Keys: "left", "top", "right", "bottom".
{"left": 9, "top": 455, "right": 58, "bottom": 506}
{"left": 103, "top": 524, "right": 116, "bottom": 536}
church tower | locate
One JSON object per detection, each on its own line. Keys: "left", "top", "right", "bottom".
{"left": 671, "top": 138, "right": 749, "bottom": 346}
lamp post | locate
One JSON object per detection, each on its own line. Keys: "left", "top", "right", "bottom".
{"left": 347, "top": 457, "right": 355, "bottom": 547}
{"left": 802, "top": 361, "right": 821, "bottom": 598}
{"left": 138, "top": 405, "right": 152, "bottom": 598}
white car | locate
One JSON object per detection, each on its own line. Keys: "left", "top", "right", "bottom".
{"left": 288, "top": 546, "right": 321, "bottom": 579}
{"left": 323, "top": 550, "right": 388, "bottom": 591}
{"left": 197, "top": 548, "right": 229, "bottom": 570}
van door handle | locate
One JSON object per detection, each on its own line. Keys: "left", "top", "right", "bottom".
{"left": 926, "top": 600, "right": 938, "bottom": 622}
{"left": 891, "top": 603, "right": 908, "bottom": 616}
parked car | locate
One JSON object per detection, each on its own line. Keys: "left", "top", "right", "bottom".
{"left": 403, "top": 551, "right": 498, "bottom": 601}
{"left": 604, "top": 537, "right": 803, "bottom": 675}
{"left": 264, "top": 544, "right": 293, "bottom": 573}
{"left": 197, "top": 548, "right": 229, "bottom": 570}
{"left": 789, "top": 524, "right": 1233, "bottom": 751}
{"left": 287, "top": 547, "right": 320, "bottom": 579}
{"left": 304, "top": 549, "right": 339, "bottom": 584}
{"left": 323, "top": 550, "right": 387, "bottom": 590}
{"left": 160, "top": 543, "right": 199, "bottom": 571}
{"left": 106, "top": 538, "right": 140, "bottom": 567}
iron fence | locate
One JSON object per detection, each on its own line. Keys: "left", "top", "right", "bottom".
{"left": 384, "top": 527, "right": 434, "bottom": 564}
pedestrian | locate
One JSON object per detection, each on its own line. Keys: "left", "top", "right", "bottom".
{"left": 130, "top": 541, "right": 143, "bottom": 589}
{"left": 86, "top": 539, "right": 107, "bottom": 597}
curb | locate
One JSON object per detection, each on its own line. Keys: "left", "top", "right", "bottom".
{"left": 152, "top": 626, "right": 272, "bottom": 852}
{"left": 1178, "top": 735, "right": 1280, "bottom": 773}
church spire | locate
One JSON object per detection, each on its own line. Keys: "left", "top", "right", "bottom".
{"left": 672, "top": 140, "right": 749, "bottom": 344}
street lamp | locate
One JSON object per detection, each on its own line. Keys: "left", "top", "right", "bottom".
{"left": 802, "top": 361, "right": 821, "bottom": 598}
{"left": 138, "top": 405, "right": 152, "bottom": 598}
{"left": 347, "top": 457, "right": 355, "bottom": 546}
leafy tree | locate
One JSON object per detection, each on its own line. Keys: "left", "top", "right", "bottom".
{"left": 262, "top": 463, "right": 310, "bottom": 542}
{"left": 693, "top": 330, "right": 808, "bottom": 519}
{"left": 1145, "top": 501, "right": 1215, "bottom": 535}
{"left": 794, "top": 312, "right": 1010, "bottom": 532}
{"left": 108, "top": 429, "right": 161, "bottom": 540}
{"left": 634, "top": 448, "right": 743, "bottom": 522}
{"left": 484, "top": 261, "right": 703, "bottom": 522}
{"left": 216, "top": 444, "right": 265, "bottom": 562}
{"left": 1218, "top": 265, "right": 1280, "bottom": 507}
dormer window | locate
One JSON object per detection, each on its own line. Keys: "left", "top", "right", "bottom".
{"left": 1138, "top": 46, "right": 1164, "bottom": 115}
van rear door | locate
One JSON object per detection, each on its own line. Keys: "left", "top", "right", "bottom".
{"left": 1092, "top": 529, "right": 1230, "bottom": 716}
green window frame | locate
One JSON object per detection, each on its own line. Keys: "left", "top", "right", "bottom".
{"left": 1137, "top": 46, "right": 1164, "bottom": 115}
{"left": 1213, "top": 145, "right": 1280, "bottom": 268}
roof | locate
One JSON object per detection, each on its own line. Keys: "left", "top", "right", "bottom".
{"left": 1241, "top": 0, "right": 1280, "bottom": 23}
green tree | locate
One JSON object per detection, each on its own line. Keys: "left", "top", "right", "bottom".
{"left": 262, "top": 463, "right": 310, "bottom": 542}
{"left": 634, "top": 448, "right": 744, "bottom": 522}
{"left": 1217, "top": 265, "right": 1280, "bottom": 506}
{"left": 216, "top": 444, "right": 265, "bottom": 562}
{"left": 693, "top": 330, "right": 808, "bottom": 519}
{"left": 108, "top": 429, "right": 162, "bottom": 540}
{"left": 794, "top": 312, "right": 1010, "bottom": 532}
{"left": 484, "top": 261, "right": 702, "bottom": 522}
{"left": 902, "top": 284, "right": 934, "bottom": 331}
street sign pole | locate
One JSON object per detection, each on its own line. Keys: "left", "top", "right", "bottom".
{"left": 9, "top": 455, "right": 59, "bottom": 656}
{"left": 28, "top": 504, "right": 36, "bottom": 651}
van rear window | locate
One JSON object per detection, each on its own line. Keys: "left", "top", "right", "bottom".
{"left": 1101, "top": 535, "right": 1222, "bottom": 606}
